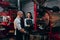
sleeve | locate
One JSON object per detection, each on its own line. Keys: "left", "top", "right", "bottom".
{"left": 14, "top": 19, "right": 22, "bottom": 30}
{"left": 24, "top": 19, "right": 28, "bottom": 27}
{"left": 17, "top": 20, "right": 22, "bottom": 30}
{"left": 14, "top": 20, "right": 16, "bottom": 35}
{"left": 14, "top": 20, "right": 17, "bottom": 30}
{"left": 32, "top": 19, "right": 34, "bottom": 24}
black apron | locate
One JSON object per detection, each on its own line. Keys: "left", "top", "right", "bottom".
{"left": 26, "top": 19, "right": 33, "bottom": 34}
{"left": 16, "top": 18, "right": 24, "bottom": 40}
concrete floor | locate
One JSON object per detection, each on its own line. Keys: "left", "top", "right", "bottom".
{"left": 0, "top": 38, "right": 15, "bottom": 40}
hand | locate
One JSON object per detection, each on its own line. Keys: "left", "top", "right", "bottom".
{"left": 20, "top": 28, "right": 26, "bottom": 33}
{"left": 7, "top": 23, "right": 10, "bottom": 26}
{"left": 38, "top": 25, "right": 40, "bottom": 26}
{"left": 27, "top": 25, "right": 30, "bottom": 27}
{"left": 40, "top": 18, "right": 42, "bottom": 20}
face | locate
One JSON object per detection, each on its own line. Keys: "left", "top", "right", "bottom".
{"left": 17, "top": 11, "right": 23, "bottom": 18}
{"left": 20, "top": 13, "right": 23, "bottom": 18}
{"left": 27, "top": 13, "right": 31, "bottom": 18}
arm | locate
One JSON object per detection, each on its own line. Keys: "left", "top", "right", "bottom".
{"left": 14, "top": 19, "right": 26, "bottom": 33}
{"left": 14, "top": 21, "right": 17, "bottom": 30}
{"left": 32, "top": 19, "right": 34, "bottom": 24}
{"left": 14, "top": 20, "right": 17, "bottom": 35}
{"left": 17, "top": 20, "right": 26, "bottom": 33}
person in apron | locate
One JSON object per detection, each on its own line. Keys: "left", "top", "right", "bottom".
{"left": 14, "top": 11, "right": 26, "bottom": 40}
{"left": 24, "top": 12, "right": 33, "bottom": 40}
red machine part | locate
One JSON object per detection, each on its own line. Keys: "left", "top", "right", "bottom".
{"left": 0, "top": 1, "right": 10, "bottom": 7}
{"left": 8, "top": 10, "right": 17, "bottom": 22}
{"left": 0, "top": 0, "right": 2, "bottom": 2}
{"left": 34, "top": 2, "right": 37, "bottom": 30}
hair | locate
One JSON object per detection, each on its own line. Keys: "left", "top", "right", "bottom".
{"left": 52, "top": 6, "right": 60, "bottom": 12}
{"left": 17, "top": 11, "right": 23, "bottom": 16}
{"left": 37, "top": 8, "right": 46, "bottom": 18}
{"left": 22, "top": 11, "right": 26, "bottom": 18}
{"left": 17, "top": 11, "right": 23, "bottom": 14}
{"left": 26, "top": 12, "right": 33, "bottom": 19}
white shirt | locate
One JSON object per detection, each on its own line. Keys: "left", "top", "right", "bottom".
{"left": 14, "top": 17, "right": 22, "bottom": 35}
{"left": 14, "top": 17, "right": 22, "bottom": 30}
{"left": 24, "top": 18, "right": 33, "bottom": 27}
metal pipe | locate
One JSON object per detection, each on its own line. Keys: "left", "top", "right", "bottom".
{"left": 18, "top": 0, "right": 20, "bottom": 10}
